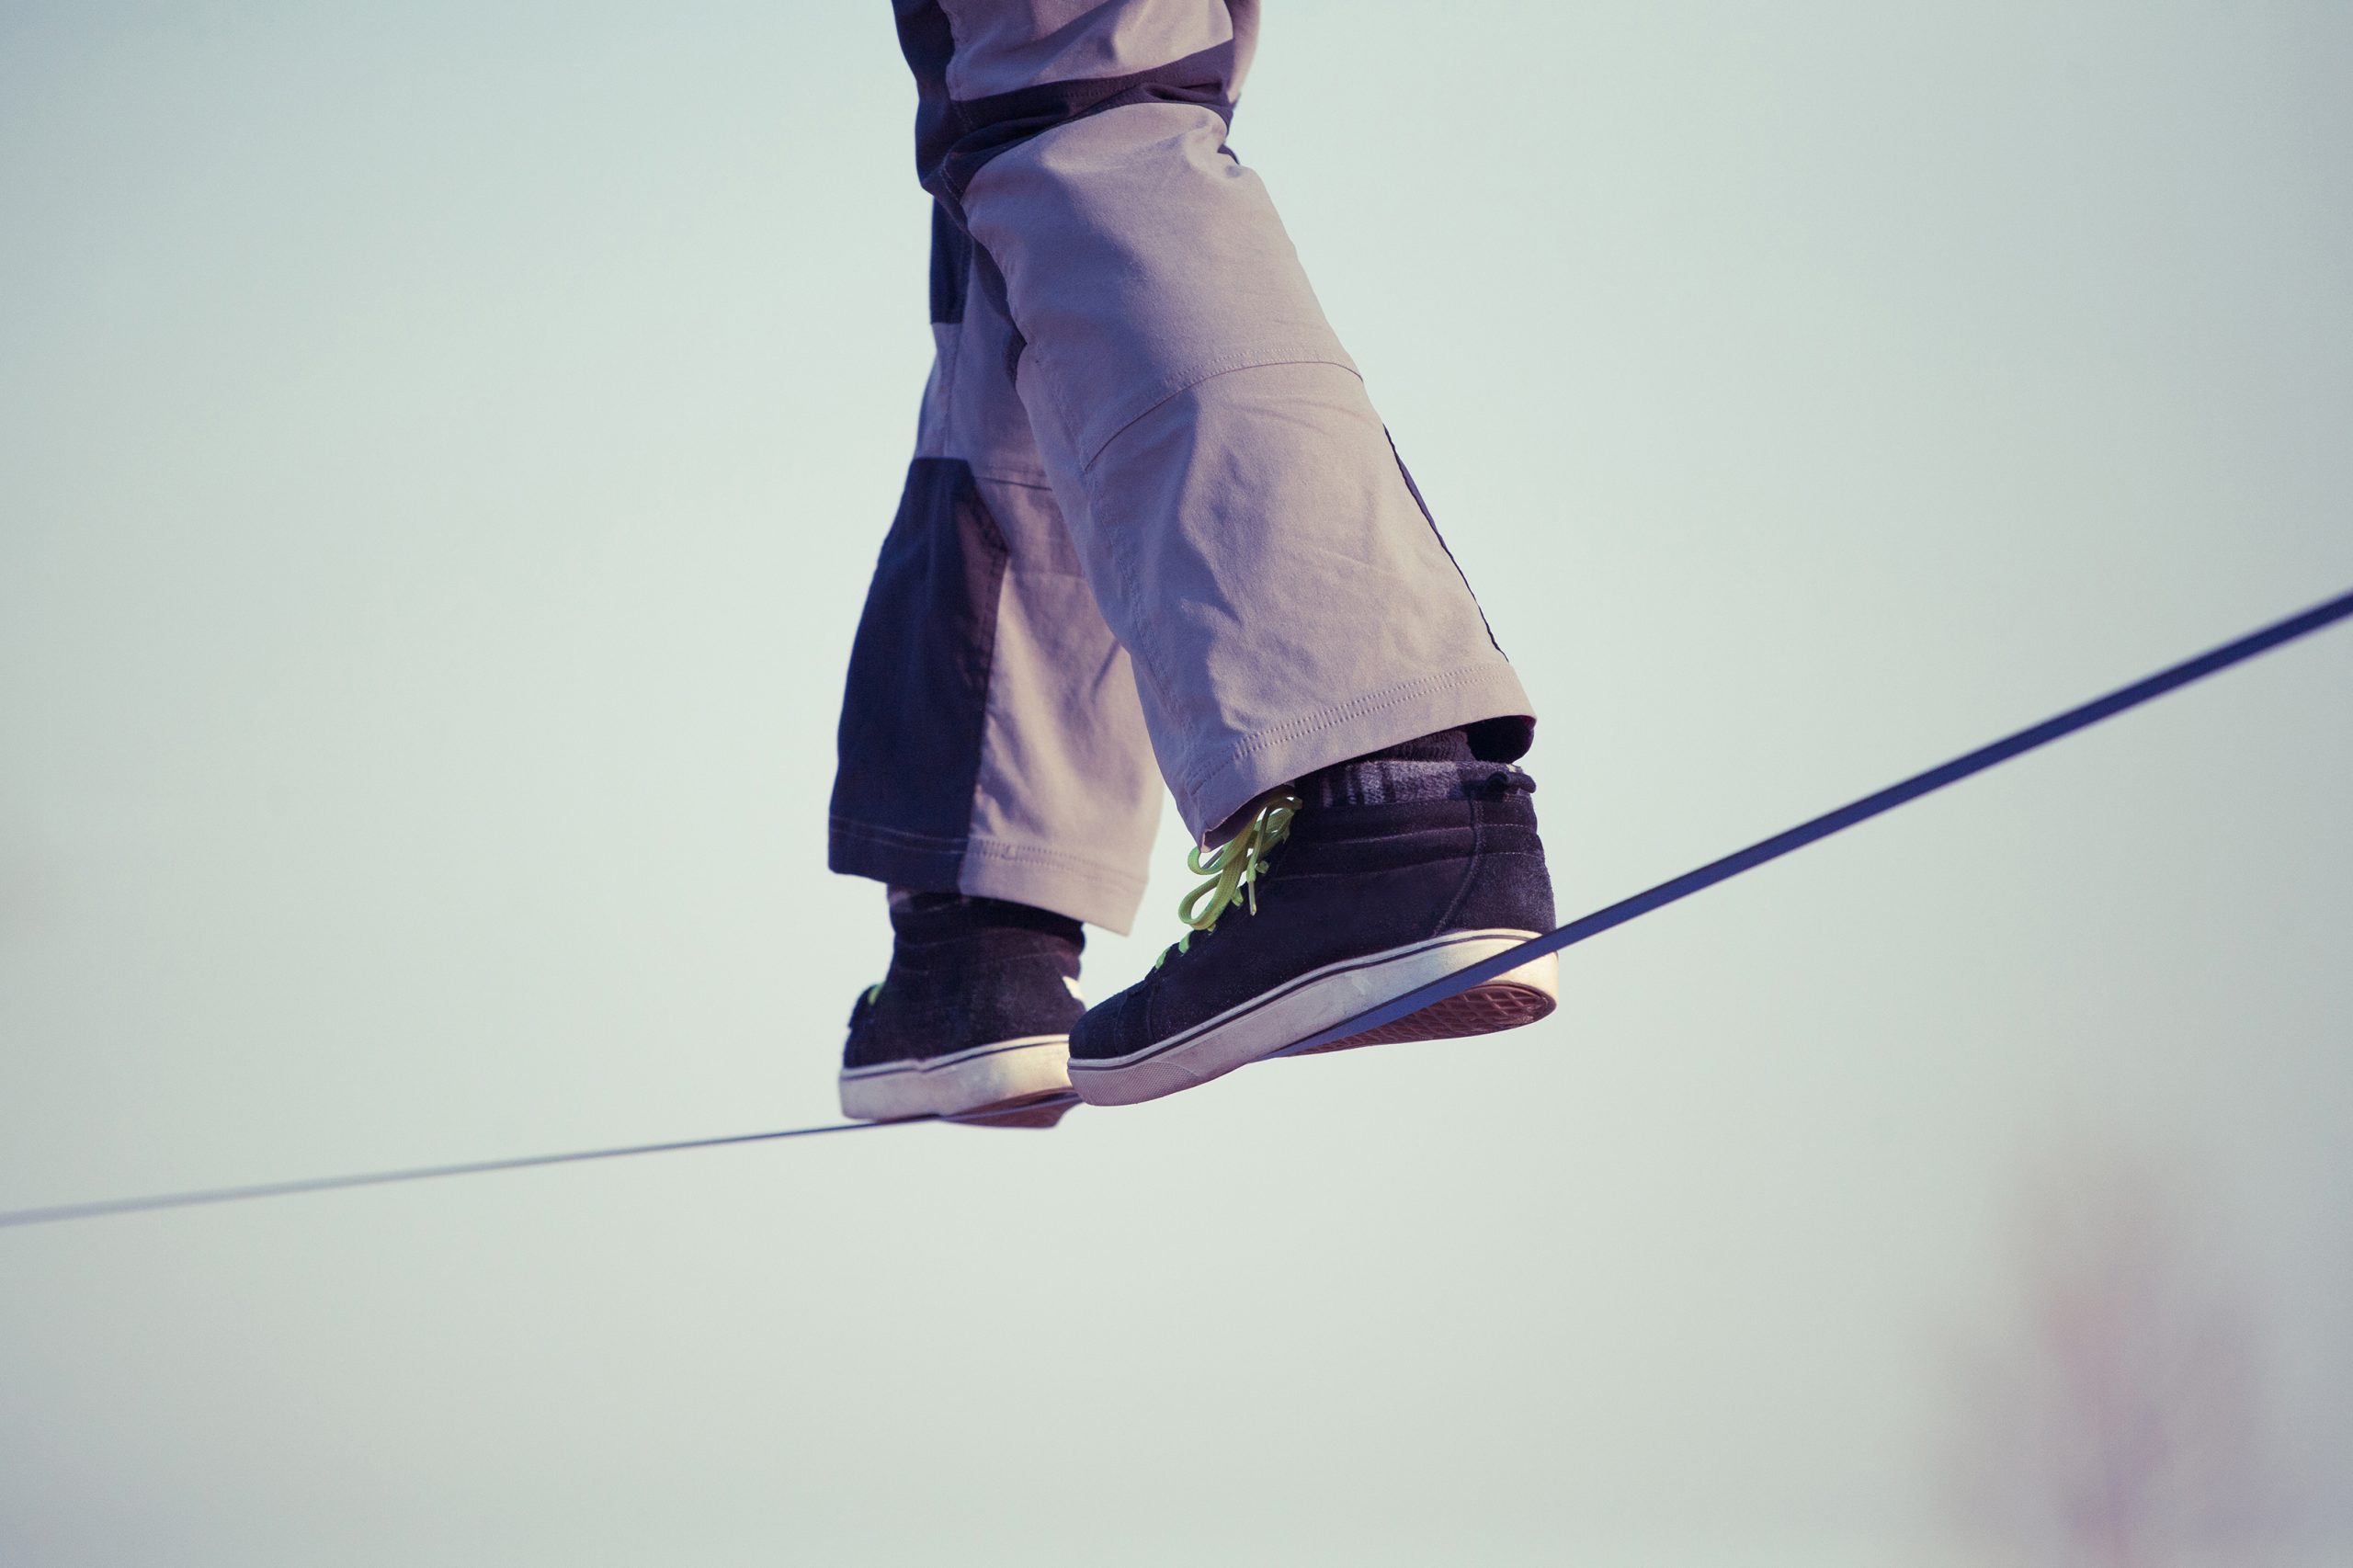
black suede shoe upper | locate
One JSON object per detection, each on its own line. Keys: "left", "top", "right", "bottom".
{"left": 843, "top": 899, "right": 1085, "bottom": 1072}
{"left": 1069, "top": 781, "right": 1553, "bottom": 1064}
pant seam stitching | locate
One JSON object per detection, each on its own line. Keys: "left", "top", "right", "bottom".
{"left": 961, "top": 834, "right": 1148, "bottom": 893}
{"left": 1075, "top": 350, "right": 1363, "bottom": 476}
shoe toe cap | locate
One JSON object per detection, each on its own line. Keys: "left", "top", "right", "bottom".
{"left": 1070, "top": 978, "right": 1158, "bottom": 1065}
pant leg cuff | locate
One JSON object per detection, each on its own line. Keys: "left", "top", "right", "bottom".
{"left": 827, "top": 817, "right": 966, "bottom": 894}
{"left": 829, "top": 817, "right": 1149, "bottom": 936}
{"left": 959, "top": 835, "right": 1149, "bottom": 937}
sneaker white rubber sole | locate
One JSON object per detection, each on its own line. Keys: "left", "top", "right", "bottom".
{"left": 837, "top": 1034, "right": 1074, "bottom": 1123}
{"left": 1068, "top": 928, "right": 1558, "bottom": 1108}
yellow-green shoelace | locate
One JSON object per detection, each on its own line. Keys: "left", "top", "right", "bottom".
{"left": 1155, "top": 787, "right": 1302, "bottom": 969}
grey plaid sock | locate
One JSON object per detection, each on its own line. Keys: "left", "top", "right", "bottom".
{"left": 1293, "top": 728, "right": 1534, "bottom": 810}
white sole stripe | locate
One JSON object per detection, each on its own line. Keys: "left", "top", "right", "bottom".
{"left": 1067, "top": 930, "right": 1557, "bottom": 1108}
{"left": 1069, "top": 929, "right": 1537, "bottom": 1074}
{"left": 838, "top": 1034, "right": 1074, "bottom": 1122}
{"left": 838, "top": 1034, "right": 1069, "bottom": 1082}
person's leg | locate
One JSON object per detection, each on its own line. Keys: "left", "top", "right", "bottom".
{"left": 897, "top": 0, "right": 1536, "bottom": 845}
{"left": 828, "top": 200, "right": 1163, "bottom": 1121}
{"left": 886, "top": 1, "right": 1558, "bottom": 1107}
{"left": 830, "top": 207, "right": 1163, "bottom": 934}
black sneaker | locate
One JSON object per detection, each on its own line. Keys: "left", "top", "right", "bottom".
{"left": 838, "top": 894, "right": 1086, "bottom": 1126}
{"left": 1067, "top": 746, "right": 1559, "bottom": 1108}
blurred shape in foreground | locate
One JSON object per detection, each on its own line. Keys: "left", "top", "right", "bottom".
{"left": 1943, "top": 1143, "right": 2282, "bottom": 1568}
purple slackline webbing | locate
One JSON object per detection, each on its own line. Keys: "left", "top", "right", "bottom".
{"left": 1273, "top": 585, "right": 2353, "bottom": 1057}
{"left": 4, "top": 585, "right": 2347, "bottom": 1232}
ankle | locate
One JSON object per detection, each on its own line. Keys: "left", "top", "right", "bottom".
{"left": 886, "top": 888, "right": 1084, "bottom": 958}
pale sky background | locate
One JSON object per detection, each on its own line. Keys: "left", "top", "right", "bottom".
{"left": 2, "top": 2, "right": 2348, "bottom": 1563}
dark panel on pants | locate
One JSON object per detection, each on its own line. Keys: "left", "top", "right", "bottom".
{"left": 828, "top": 458, "right": 1009, "bottom": 889}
